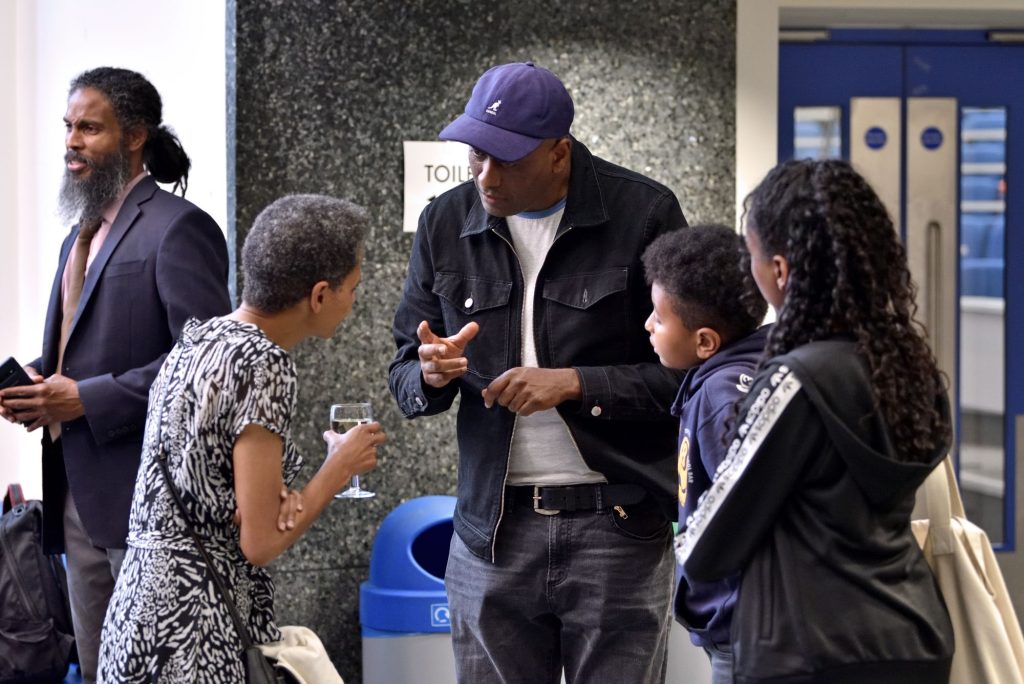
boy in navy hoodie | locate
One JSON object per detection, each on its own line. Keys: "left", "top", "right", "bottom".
{"left": 642, "top": 224, "right": 769, "bottom": 683}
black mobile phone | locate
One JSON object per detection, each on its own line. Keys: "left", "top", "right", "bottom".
{"left": 0, "top": 357, "right": 34, "bottom": 426}
{"left": 0, "top": 357, "right": 33, "bottom": 390}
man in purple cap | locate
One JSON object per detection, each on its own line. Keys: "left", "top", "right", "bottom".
{"left": 389, "top": 62, "right": 686, "bottom": 683}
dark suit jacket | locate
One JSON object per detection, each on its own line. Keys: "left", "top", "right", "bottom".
{"left": 32, "top": 176, "right": 231, "bottom": 552}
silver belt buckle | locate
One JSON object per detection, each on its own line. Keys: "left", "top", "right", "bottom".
{"left": 532, "top": 486, "right": 560, "bottom": 516}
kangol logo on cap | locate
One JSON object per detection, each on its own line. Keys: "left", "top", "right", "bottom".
{"left": 486, "top": 100, "right": 502, "bottom": 116}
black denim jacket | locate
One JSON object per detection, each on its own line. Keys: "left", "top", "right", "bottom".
{"left": 389, "top": 139, "right": 686, "bottom": 560}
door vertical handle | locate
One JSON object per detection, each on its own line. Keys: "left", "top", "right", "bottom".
{"left": 926, "top": 220, "right": 942, "bottom": 352}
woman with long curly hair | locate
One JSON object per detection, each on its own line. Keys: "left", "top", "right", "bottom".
{"left": 674, "top": 159, "right": 954, "bottom": 683}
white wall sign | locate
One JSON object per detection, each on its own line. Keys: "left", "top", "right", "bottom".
{"left": 403, "top": 141, "right": 471, "bottom": 232}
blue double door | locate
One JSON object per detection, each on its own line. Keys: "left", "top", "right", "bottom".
{"left": 779, "top": 31, "right": 1024, "bottom": 583}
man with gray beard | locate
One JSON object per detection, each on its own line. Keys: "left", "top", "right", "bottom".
{"left": 58, "top": 122, "right": 132, "bottom": 228}
{"left": 0, "top": 67, "right": 230, "bottom": 683}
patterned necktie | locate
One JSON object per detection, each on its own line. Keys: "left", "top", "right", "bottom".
{"left": 50, "top": 217, "right": 102, "bottom": 441}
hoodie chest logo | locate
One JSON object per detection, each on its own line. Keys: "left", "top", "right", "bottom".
{"left": 736, "top": 373, "right": 754, "bottom": 394}
{"left": 677, "top": 435, "right": 691, "bottom": 507}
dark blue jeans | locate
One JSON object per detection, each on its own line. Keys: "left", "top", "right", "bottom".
{"left": 445, "top": 501, "right": 674, "bottom": 684}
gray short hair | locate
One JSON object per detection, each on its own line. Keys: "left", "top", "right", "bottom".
{"left": 241, "top": 194, "right": 368, "bottom": 313}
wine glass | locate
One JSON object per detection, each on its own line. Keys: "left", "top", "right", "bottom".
{"left": 330, "top": 402, "right": 376, "bottom": 499}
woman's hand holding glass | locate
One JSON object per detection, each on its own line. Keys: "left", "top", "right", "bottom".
{"left": 322, "top": 412, "right": 385, "bottom": 499}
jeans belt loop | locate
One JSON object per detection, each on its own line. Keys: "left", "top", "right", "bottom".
{"left": 532, "top": 485, "right": 561, "bottom": 516}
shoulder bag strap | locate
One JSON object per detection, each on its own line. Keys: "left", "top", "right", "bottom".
{"left": 3, "top": 483, "right": 25, "bottom": 514}
{"left": 941, "top": 454, "right": 967, "bottom": 518}
{"left": 152, "top": 346, "right": 256, "bottom": 651}
{"left": 919, "top": 455, "right": 957, "bottom": 556}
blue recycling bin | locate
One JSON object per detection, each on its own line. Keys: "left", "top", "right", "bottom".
{"left": 361, "top": 495, "right": 457, "bottom": 683}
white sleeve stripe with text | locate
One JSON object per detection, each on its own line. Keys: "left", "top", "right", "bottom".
{"left": 674, "top": 365, "right": 803, "bottom": 567}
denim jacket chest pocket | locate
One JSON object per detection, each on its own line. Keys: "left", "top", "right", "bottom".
{"left": 541, "top": 268, "right": 630, "bottom": 366}
{"left": 433, "top": 272, "right": 513, "bottom": 380}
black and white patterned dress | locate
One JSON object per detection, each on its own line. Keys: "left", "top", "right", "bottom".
{"left": 98, "top": 317, "right": 302, "bottom": 683}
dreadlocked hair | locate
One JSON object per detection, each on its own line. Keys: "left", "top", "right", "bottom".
{"left": 745, "top": 158, "right": 950, "bottom": 464}
{"left": 70, "top": 67, "right": 191, "bottom": 195}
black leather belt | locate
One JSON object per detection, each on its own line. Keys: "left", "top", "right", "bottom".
{"left": 508, "top": 483, "right": 646, "bottom": 514}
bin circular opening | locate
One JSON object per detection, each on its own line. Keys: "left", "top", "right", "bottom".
{"left": 411, "top": 520, "right": 452, "bottom": 580}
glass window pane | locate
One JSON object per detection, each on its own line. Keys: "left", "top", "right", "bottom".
{"left": 958, "top": 106, "right": 1006, "bottom": 544}
{"left": 794, "top": 106, "right": 841, "bottom": 160}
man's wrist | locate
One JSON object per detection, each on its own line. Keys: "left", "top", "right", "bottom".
{"left": 419, "top": 374, "right": 449, "bottom": 397}
{"left": 561, "top": 368, "right": 582, "bottom": 403}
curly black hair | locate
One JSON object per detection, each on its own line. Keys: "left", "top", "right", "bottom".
{"left": 70, "top": 67, "right": 191, "bottom": 195}
{"left": 744, "top": 158, "right": 950, "bottom": 463}
{"left": 643, "top": 224, "right": 767, "bottom": 345}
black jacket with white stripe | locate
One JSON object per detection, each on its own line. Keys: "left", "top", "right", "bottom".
{"left": 675, "top": 339, "right": 953, "bottom": 684}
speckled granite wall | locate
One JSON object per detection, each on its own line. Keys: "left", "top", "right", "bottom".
{"left": 232, "top": 1, "right": 736, "bottom": 680}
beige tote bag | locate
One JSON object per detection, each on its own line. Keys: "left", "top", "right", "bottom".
{"left": 258, "top": 626, "right": 344, "bottom": 684}
{"left": 912, "top": 456, "right": 1024, "bottom": 684}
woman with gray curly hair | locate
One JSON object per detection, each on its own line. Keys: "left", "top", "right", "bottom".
{"left": 98, "top": 194, "right": 384, "bottom": 683}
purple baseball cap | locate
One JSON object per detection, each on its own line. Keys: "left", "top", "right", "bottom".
{"left": 439, "top": 62, "right": 574, "bottom": 162}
